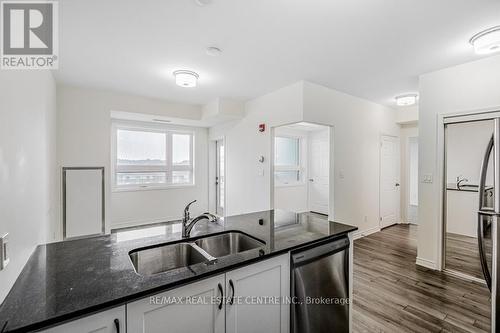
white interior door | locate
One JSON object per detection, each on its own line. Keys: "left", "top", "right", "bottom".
{"left": 380, "top": 135, "right": 401, "bottom": 229}
{"left": 308, "top": 129, "right": 329, "bottom": 215}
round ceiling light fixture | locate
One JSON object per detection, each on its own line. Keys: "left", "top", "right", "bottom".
{"left": 395, "top": 93, "right": 418, "bottom": 106}
{"left": 206, "top": 46, "right": 222, "bottom": 56}
{"left": 173, "top": 70, "right": 199, "bottom": 88}
{"left": 194, "top": 0, "right": 212, "bottom": 6}
{"left": 470, "top": 26, "right": 500, "bottom": 55}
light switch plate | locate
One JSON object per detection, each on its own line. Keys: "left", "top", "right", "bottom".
{"left": 0, "top": 233, "right": 9, "bottom": 270}
{"left": 422, "top": 174, "right": 433, "bottom": 184}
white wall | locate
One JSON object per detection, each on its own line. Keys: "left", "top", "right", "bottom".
{"left": 213, "top": 80, "right": 399, "bottom": 236}
{"left": 209, "top": 82, "right": 304, "bottom": 216}
{"left": 0, "top": 71, "right": 56, "bottom": 303}
{"left": 302, "top": 81, "right": 400, "bottom": 235}
{"left": 400, "top": 124, "right": 419, "bottom": 223}
{"left": 418, "top": 54, "right": 500, "bottom": 269}
{"left": 409, "top": 139, "right": 418, "bottom": 206}
{"left": 447, "top": 190, "right": 478, "bottom": 237}
{"left": 396, "top": 106, "right": 419, "bottom": 125}
{"left": 57, "top": 85, "right": 209, "bottom": 232}
{"left": 446, "top": 121, "right": 493, "bottom": 185}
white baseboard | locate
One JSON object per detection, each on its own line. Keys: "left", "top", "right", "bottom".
{"left": 416, "top": 257, "right": 438, "bottom": 270}
{"left": 353, "top": 226, "right": 381, "bottom": 240}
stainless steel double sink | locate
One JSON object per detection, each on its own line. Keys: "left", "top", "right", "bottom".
{"left": 129, "top": 231, "right": 265, "bottom": 276}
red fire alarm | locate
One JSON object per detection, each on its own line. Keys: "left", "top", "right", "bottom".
{"left": 259, "top": 123, "right": 266, "bottom": 132}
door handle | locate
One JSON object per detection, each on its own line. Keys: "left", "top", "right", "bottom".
{"left": 114, "top": 318, "right": 120, "bottom": 333}
{"left": 479, "top": 135, "right": 494, "bottom": 210}
{"left": 217, "top": 283, "right": 224, "bottom": 310}
{"left": 228, "top": 279, "right": 235, "bottom": 305}
{"left": 477, "top": 212, "right": 493, "bottom": 291}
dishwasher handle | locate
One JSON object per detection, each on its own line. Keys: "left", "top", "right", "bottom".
{"left": 291, "top": 236, "right": 349, "bottom": 266}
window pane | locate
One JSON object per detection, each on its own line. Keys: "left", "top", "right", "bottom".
{"left": 116, "top": 172, "right": 167, "bottom": 185}
{"left": 275, "top": 171, "right": 300, "bottom": 184}
{"left": 172, "top": 170, "right": 191, "bottom": 184}
{"left": 275, "top": 137, "right": 299, "bottom": 166}
{"left": 117, "top": 130, "right": 166, "bottom": 166}
{"left": 172, "top": 134, "right": 191, "bottom": 166}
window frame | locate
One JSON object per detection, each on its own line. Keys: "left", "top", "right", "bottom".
{"left": 274, "top": 135, "right": 305, "bottom": 187}
{"left": 111, "top": 121, "right": 195, "bottom": 192}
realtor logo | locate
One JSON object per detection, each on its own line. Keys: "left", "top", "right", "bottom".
{"left": 1, "top": 0, "right": 58, "bottom": 69}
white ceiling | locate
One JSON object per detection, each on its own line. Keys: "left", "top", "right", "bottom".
{"left": 55, "top": 0, "right": 500, "bottom": 107}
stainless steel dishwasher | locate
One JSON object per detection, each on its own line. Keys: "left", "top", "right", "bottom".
{"left": 291, "top": 236, "right": 350, "bottom": 333}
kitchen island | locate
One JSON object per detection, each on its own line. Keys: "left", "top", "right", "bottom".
{"left": 0, "top": 210, "right": 356, "bottom": 332}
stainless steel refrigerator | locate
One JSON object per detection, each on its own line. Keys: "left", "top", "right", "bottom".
{"left": 477, "top": 118, "right": 499, "bottom": 332}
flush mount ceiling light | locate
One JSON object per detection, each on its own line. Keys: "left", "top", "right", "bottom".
{"left": 470, "top": 26, "right": 500, "bottom": 55}
{"left": 195, "top": 0, "right": 212, "bottom": 6}
{"left": 395, "top": 94, "right": 418, "bottom": 106}
{"left": 206, "top": 46, "right": 222, "bottom": 56}
{"left": 173, "top": 70, "right": 199, "bottom": 88}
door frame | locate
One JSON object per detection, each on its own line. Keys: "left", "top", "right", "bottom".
{"left": 438, "top": 108, "right": 500, "bottom": 273}
{"left": 270, "top": 122, "right": 334, "bottom": 219}
{"left": 215, "top": 138, "right": 225, "bottom": 216}
{"left": 307, "top": 128, "right": 330, "bottom": 215}
{"left": 379, "top": 134, "right": 401, "bottom": 230}
{"left": 209, "top": 136, "right": 226, "bottom": 217}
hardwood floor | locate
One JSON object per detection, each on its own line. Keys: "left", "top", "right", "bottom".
{"left": 445, "top": 232, "right": 484, "bottom": 280}
{"left": 353, "top": 224, "right": 491, "bottom": 333}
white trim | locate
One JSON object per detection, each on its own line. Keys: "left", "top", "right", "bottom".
{"left": 110, "top": 216, "right": 181, "bottom": 230}
{"left": 443, "top": 269, "right": 488, "bottom": 285}
{"left": 437, "top": 106, "right": 500, "bottom": 271}
{"left": 416, "top": 257, "right": 438, "bottom": 270}
{"left": 353, "top": 226, "right": 381, "bottom": 240}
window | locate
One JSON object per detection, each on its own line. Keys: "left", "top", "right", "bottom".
{"left": 274, "top": 136, "right": 302, "bottom": 185}
{"left": 113, "top": 124, "right": 194, "bottom": 190}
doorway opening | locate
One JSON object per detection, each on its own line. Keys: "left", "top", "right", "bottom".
{"left": 443, "top": 119, "right": 494, "bottom": 282}
{"left": 215, "top": 139, "right": 225, "bottom": 216}
{"left": 271, "top": 122, "right": 331, "bottom": 217}
{"left": 407, "top": 136, "right": 419, "bottom": 224}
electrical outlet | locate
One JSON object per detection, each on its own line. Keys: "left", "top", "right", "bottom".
{"left": 0, "top": 233, "right": 9, "bottom": 270}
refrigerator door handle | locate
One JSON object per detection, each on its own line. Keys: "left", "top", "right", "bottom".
{"left": 479, "top": 135, "right": 494, "bottom": 211}
{"left": 477, "top": 134, "right": 495, "bottom": 290}
{"left": 478, "top": 212, "right": 492, "bottom": 290}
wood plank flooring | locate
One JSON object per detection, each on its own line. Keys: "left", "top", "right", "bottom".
{"left": 353, "top": 224, "right": 491, "bottom": 333}
{"left": 445, "top": 232, "right": 484, "bottom": 280}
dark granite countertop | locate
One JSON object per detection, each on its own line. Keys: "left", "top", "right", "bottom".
{"left": 0, "top": 210, "right": 356, "bottom": 332}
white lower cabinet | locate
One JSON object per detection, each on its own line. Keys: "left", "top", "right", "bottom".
{"left": 225, "top": 254, "right": 289, "bottom": 333}
{"left": 127, "top": 274, "right": 226, "bottom": 333}
{"left": 41, "top": 306, "right": 125, "bottom": 333}
{"left": 127, "top": 254, "right": 289, "bottom": 333}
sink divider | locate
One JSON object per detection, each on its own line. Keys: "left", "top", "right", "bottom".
{"left": 189, "top": 243, "right": 218, "bottom": 263}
